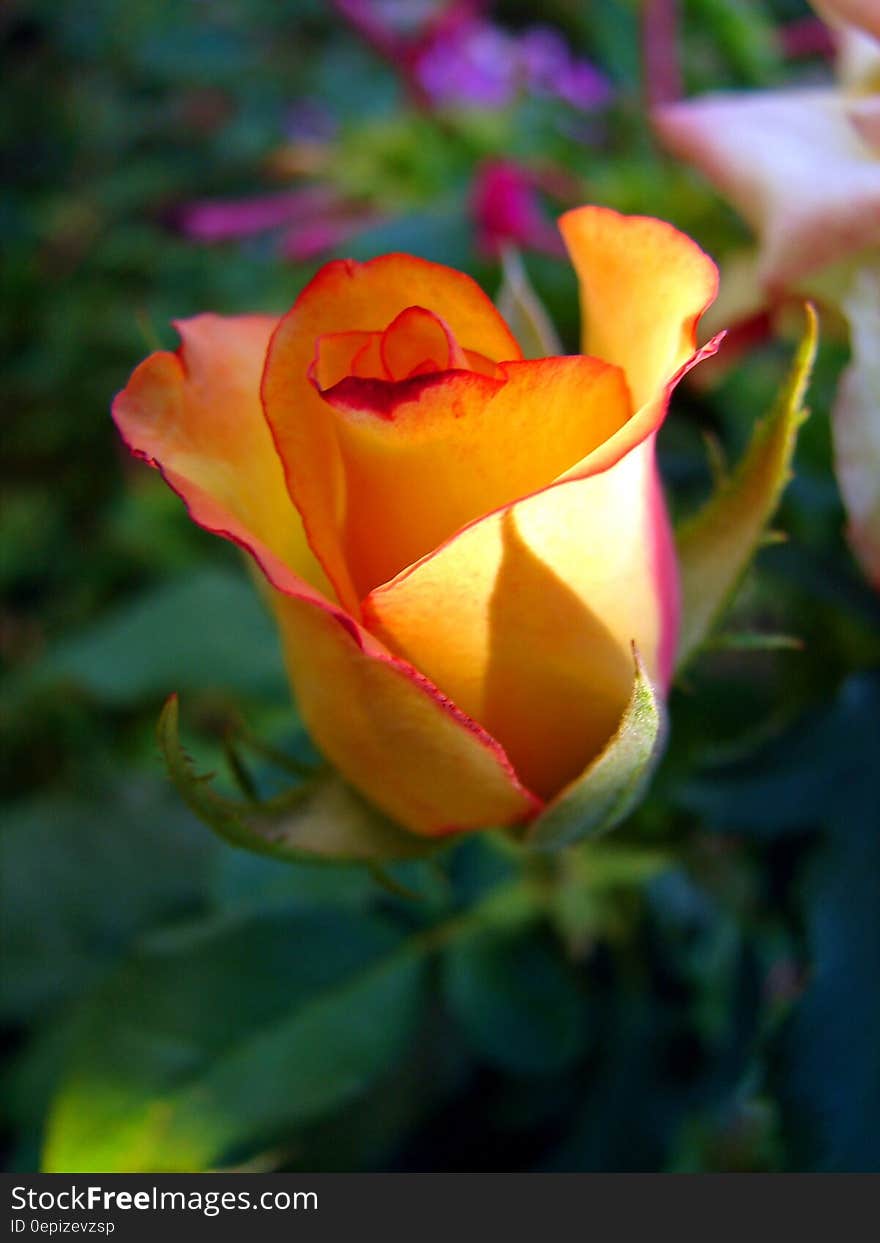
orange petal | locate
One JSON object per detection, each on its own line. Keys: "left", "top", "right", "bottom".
{"left": 112, "top": 314, "right": 330, "bottom": 596}
{"left": 379, "top": 306, "right": 467, "bottom": 377}
{"left": 364, "top": 438, "right": 678, "bottom": 802}
{"left": 559, "top": 204, "right": 719, "bottom": 407}
{"left": 262, "top": 254, "right": 523, "bottom": 612}
{"left": 318, "top": 357, "right": 631, "bottom": 597}
{"left": 313, "top": 330, "right": 383, "bottom": 390}
{"left": 272, "top": 593, "right": 541, "bottom": 834}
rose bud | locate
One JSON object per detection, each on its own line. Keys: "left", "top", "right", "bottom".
{"left": 113, "top": 207, "right": 718, "bottom": 837}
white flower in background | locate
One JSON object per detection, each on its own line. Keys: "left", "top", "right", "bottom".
{"left": 834, "top": 266, "right": 880, "bottom": 587}
{"left": 654, "top": 0, "right": 880, "bottom": 586}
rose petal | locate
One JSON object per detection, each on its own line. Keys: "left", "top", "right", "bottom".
{"left": 312, "top": 330, "right": 384, "bottom": 390}
{"left": 112, "top": 314, "right": 329, "bottom": 596}
{"left": 318, "top": 356, "right": 631, "bottom": 597}
{"left": 272, "top": 593, "right": 541, "bottom": 834}
{"left": 379, "top": 306, "right": 467, "bottom": 377}
{"left": 559, "top": 204, "right": 719, "bottom": 407}
{"left": 364, "top": 439, "right": 677, "bottom": 801}
{"left": 262, "top": 254, "right": 523, "bottom": 612}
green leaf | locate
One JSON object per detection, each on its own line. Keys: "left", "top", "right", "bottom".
{"left": 0, "top": 781, "right": 217, "bottom": 1022}
{"left": 774, "top": 815, "right": 880, "bottom": 1171}
{"left": 43, "top": 568, "right": 286, "bottom": 703}
{"left": 161, "top": 950, "right": 425, "bottom": 1168}
{"left": 496, "top": 246, "right": 563, "bottom": 360}
{"left": 525, "top": 647, "right": 666, "bottom": 850}
{"left": 768, "top": 676, "right": 880, "bottom": 1170}
{"left": 676, "top": 306, "right": 818, "bottom": 669}
{"left": 443, "top": 923, "right": 588, "bottom": 1075}
{"left": 159, "top": 695, "right": 437, "bottom": 863}
{"left": 42, "top": 909, "right": 425, "bottom": 1172}
{"left": 680, "top": 675, "right": 879, "bottom": 836}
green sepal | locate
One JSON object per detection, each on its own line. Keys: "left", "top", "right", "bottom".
{"left": 158, "top": 695, "right": 438, "bottom": 864}
{"left": 524, "top": 647, "right": 666, "bottom": 850}
{"left": 675, "top": 304, "right": 818, "bottom": 670}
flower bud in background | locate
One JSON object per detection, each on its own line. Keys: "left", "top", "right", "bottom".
{"left": 470, "top": 160, "right": 565, "bottom": 258}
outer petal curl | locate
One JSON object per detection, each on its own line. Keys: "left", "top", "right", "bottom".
{"left": 559, "top": 204, "right": 719, "bottom": 407}
{"left": 112, "top": 314, "right": 329, "bottom": 596}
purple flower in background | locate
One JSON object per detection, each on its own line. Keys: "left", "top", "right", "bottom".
{"left": 415, "top": 20, "right": 519, "bottom": 108}
{"left": 413, "top": 18, "right": 610, "bottom": 111}
{"left": 334, "top": 1, "right": 610, "bottom": 113}
{"left": 175, "top": 4, "right": 609, "bottom": 265}
{"left": 519, "top": 26, "right": 611, "bottom": 110}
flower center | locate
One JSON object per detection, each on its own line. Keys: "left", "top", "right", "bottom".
{"left": 310, "top": 305, "right": 501, "bottom": 403}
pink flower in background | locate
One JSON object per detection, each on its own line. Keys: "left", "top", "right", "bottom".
{"left": 777, "top": 15, "right": 836, "bottom": 60}
{"left": 178, "top": 187, "right": 336, "bottom": 244}
{"left": 833, "top": 268, "right": 880, "bottom": 589}
{"left": 470, "top": 160, "right": 565, "bottom": 258}
{"left": 176, "top": 185, "right": 383, "bottom": 264}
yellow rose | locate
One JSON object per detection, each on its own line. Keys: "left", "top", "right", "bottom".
{"left": 114, "top": 206, "right": 718, "bottom": 836}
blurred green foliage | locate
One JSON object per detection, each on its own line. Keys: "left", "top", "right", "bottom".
{"left": 1, "top": 0, "right": 878, "bottom": 1173}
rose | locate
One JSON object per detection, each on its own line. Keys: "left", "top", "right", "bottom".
{"left": 113, "top": 206, "right": 717, "bottom": 836}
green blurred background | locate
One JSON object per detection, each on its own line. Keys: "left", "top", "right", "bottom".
{"left": 2, "top": 0, "right": 878, "bottom": 1172}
